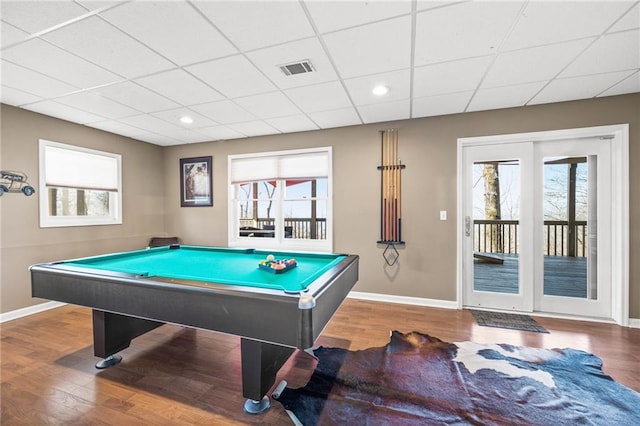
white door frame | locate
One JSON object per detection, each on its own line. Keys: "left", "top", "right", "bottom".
{"left": 456, "top": 124, "right": 629, "bottom": 326}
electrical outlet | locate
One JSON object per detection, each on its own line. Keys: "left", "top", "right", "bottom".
{"left": 440, "top": 210, "right": 447, "bottom": 221}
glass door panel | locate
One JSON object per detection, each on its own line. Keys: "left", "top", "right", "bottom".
{"left": 542, "top": 156, "right": 590, "bottom": 299}
{"left": 535, "top": 139, "right": 611, "bottom": 318}
{"left": 473, "top": 160, "right": 520, "bottom": 295}
{"left": 463, "top": 142, "right": 533, "bottom": 312}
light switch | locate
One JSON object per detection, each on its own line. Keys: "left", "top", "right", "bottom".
{"left": 440, "top": 210, "right": 447, "bottom": 221}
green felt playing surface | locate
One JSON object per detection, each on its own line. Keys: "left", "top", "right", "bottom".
{"left": 63, "top": 246, "right": 345, "bottom": 293}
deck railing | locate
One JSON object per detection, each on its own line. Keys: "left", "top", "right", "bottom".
{"left": 252, "top": 218, "right": 327, "bottom": 240}
{"left": 474, "top": 219, "right": 588, "bottom": 257}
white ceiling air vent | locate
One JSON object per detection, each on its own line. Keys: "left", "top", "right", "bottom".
{"left": 279, "top": 60, "right": 315, "bottom": 76}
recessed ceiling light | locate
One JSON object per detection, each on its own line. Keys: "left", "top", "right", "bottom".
{"left": 372, "top": 85, "right": 389, "bottom": 96}
{"left": 180, "top": 116, "right": 194, "bottom": 124}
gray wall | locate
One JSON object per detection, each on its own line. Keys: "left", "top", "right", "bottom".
{"left": 1, "top": 93, "right": 638, "bottom": 318}
{"left": 163, "top": 94, "right": 640, "bottom": 317}
{"left": 0, "top": 104, "right": 166, "bottom": 312}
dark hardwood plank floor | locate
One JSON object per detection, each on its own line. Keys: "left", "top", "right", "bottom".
{"left": 2, "top": 300, "right": 639, "bottom": 425}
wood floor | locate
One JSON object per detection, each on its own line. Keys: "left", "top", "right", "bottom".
{"left": 2, "top": 299, "right": 639, "bottom": 425}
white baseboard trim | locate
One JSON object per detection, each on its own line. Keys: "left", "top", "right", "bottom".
{"left": 0, "top": 301, "right": 66, "bottom": 323}
{"left": 348, "top": 291, "right": 458, "bottom": 310}
{"left": 629, "top": 318, "right": 640, "bottom": 328}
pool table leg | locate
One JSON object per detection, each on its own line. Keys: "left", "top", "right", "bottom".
{"left": 92, "top": 310, "right": 163, "bottom": 368}
{"left": 240, "top": 337, "right": 295, "bottom": 414}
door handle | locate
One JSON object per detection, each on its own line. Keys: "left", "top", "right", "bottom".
{"left": 465, "top": 216, "right": 471, "bottom": 237}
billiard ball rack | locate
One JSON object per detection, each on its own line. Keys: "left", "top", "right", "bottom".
{"left": 258, "top": 260, "right": 297, "bottom": 274}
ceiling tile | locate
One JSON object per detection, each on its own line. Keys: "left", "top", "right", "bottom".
{"left": 344, "top": 69, "right": 410, "bottom": 105}
{"left": 503, "top": 1, "right": 633, "bottom": 51}
{"left": 1, "top": 60, "right": 78, "bottom": 98}
{"left": 413, "top": 56, "right": 492, "bottom": 98}
{"left": 323, "top": 16, "right": 411, "bottom": 79}
{"left": 599, "top": 71, "right": 640, "bottom": 97}
{"left": 0, "top": 85, "right": 43, "bottom": 106}
{"left": 193, "top": 1, "right": 314, "bottom": 51}
{"left": 86, "top": 120, "right": 150, "bottom": 138}
{"left": 560, "top": 30, "right": 640, "bottom": 77}
{"left": 24, "top": 100, "right": 107, "bottom": 124}
{"left": 530, "top": 71, "right": 637, "bottom": 105}
{"left": 151, "top": 108, "right": 218, "bottom": 129}
{"left": 158, "top": 128, "right": 210, "bottom": 144}
{"left": 247, "top": 38, "right": 338, "bottom": 89}
{"left": 307, "top": 107, "right": 362, "bottom": 129}
{"left": 609, "top": 2, "right": 640, "bottom": 32}
{"left": 414, "top": 1, "right": 524, "bottom": 66}
{"left": 467, "top": 81, "right": 547, "bottom": 112}
{"left": 482, "top": 39, "right": 592, "bottom": 88}
{"left": 284, "top": 81, "right": 352, "bottom": 113}
{"left": 190, "top": 100, "right": 256, "bottom": 125}
{"left": 1, "top": 38, "right": 121, "bottom": 88}
{"left": 101, "top": 2, "right": 236, "bottom": 66}
{"left": 134, "top": 69, "right": 225, "bottom": 106}
{"left": 134, "top": 132, "right": 181, "bottom": 146}
{"left": 227, "top": 121, "right": 279, "bottom": 138}
{"left": 234, "top": 92, "right": 301, "bottom": 119}
{"left": 96, "top": 81, "right": 180, "bottom": 113}
{"left": 412, "top": 91, "right": 473, "bottom": 118}
{"left": 55, "top": 91, "right": 140, "bottom": 119}
{"left": 1, "top": 22, "right": 29, "bottom": 48}
{"left": 305, "top": 0, "right": 411, "bottom": 34}
{"left": 416, "top": 1, "right": 467, "bottom": 13}
{"left": 0, "top": 1, "right": 89, "bottom": 34}
{"left": 43, "top": 16, "right": 174, "bottom": 79}
{"left": 186, "top": 55, "right": 276, "bottom": 98}
{"left": 265, "top": 114, "right": 319, "bottom": 134}
{"left": 197, "top": 125, "right": 246, "bottom": 141}
{"left": 357, "top": 99, "right": 410, "bottom": 123}
{"left": 119, "top": 114, "right": 183, "bottom": 135}
{"left": 75, "top": 2, "right": 126, "bottom": 12}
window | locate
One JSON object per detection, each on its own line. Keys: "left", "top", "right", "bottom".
{"left": 229, "top": 147, "right": 332, "bottom": 252}
{"left": 39, "top": 139, "right": 122, "bottom": 227}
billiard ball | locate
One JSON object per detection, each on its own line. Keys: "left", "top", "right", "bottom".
{"left": 266, "top": 254, "right": 275, "bottom": 262}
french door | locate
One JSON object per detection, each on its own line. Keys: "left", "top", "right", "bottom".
{"left": 461, "top": 136, "right": 612, "bottom": 318}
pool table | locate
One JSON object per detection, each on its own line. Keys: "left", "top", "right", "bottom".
{"left": 30, "top": 245, "right": 359, "bottom": 414}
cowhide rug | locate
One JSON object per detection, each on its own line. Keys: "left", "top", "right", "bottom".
{"left": 274, "top": 331, "right": 640, "bottom": 425}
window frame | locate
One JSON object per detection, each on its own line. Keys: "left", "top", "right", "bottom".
{"left": 228, "top": 147, "right": 333, "bottom": 252}
{"left": 38, "top": 139, "right": 123, "bottom": 228}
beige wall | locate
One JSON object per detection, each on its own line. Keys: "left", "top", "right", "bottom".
{"left": 164, "top": 94, "right": 640, "bottom": 318}
{"left": 0, "top": 105, "right": 166, "bottom": 313}
{"left": 1, "top": 94, "right": 638, "bottom": 319}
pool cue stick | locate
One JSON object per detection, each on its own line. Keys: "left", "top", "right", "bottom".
{"left": 380, "top": 131, "right": 385, "bottom": 241}
{"left": 393, "top": 130, "right": 398, "bottom": 241}
{"left": 383, "top": 130, "right": 389, "bottom": 241}
{"left": 398, "top": 159, "right": 402, "bottom": 241}
{"left": 387, "top": 130, "right": 392, "bottom": 241}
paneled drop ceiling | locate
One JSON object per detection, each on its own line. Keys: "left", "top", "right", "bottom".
{"left": 1, "top": 0, "right": 638, "bottom": 146}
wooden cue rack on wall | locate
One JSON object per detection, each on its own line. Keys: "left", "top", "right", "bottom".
{"left": 377, "top": 128, "right": 406, "bottom": 249}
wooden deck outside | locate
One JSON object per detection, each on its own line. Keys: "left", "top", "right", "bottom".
{"left": 474, "top": 254, "right": 588, "bottom": 298}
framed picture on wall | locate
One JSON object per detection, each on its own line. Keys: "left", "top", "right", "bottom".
{"left": 180, "top": 156, "right": 213, "bottom": 207}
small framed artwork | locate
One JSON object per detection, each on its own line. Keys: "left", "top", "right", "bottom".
{"left": 180, "top": 156, "right": 213, "bottom": 207}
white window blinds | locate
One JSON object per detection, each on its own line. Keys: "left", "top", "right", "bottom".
{"left": 230, "top": 149, "right": 329, "bottom": 184}
{"left": 43, "top": 144, "right": 120, "bottom": 191}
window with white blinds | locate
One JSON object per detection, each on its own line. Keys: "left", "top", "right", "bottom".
{"left": 230, "top": 150, "right": 329, "bottom": 183}
{"left": 228, "top": 147, "right": 332, "bottom": 252}
{"left": 39, "top": 139, "right": 122, "bottom": 227}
